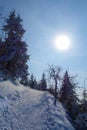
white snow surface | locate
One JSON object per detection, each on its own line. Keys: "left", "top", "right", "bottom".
{"left": 0, "top": 80, "right": 75, "bottom": 130}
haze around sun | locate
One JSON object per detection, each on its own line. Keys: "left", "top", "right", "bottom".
{"left": 54, "top": 35, "right": 71, "bottom": 51}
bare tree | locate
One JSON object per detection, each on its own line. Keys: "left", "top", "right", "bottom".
{"left": 47, "top": 65, "right": 61, "bottom": 105}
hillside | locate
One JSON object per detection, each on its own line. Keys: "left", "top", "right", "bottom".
{"left": 0, "top": 80, "right": 75, "bottom": 130}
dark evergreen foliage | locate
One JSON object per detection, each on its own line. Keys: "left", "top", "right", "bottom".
{"left": 20, "top": 72, "right": 29, "bottom": 86}
{"left": 29, "top": 74, "right": 37, "bottom": 89}
{"left": 75, "top": 101, "right": 87, "bottom": 130}
{"left": 60, "top": 71, "right": 77, "bottom": 102}
{"left": 59, "top": 71, "right": 78, "bottom": 119}
{"left": 82, "top": 88, "right": 87, "bottom": 103}
{"left": 0, "top": 11, "right": 29, "bottom": 79}
{"left": 39, "top": 73, "right": 47, "bottom": 91}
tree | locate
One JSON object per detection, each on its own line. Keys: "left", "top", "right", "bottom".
{"left": 75, "top": 111, "right": 87, "bottom": 130}
{"left": 75, "top": 99, "right": 87, "bottom": 130}
{"left": 60, "top": 71, "right": 77, "bottom": 102}
{"left": 47, "top": 65, "right": 61, "bottom": 105}
{"left": 39, "top": 73, "right": 47, "bottom": 91}
{"left": 59, "top": 71, "right": 78, "bottom": 118}
{"left": 0, "top": 11, "right": 29, "bottom": 80}
{"left": 29, "top": 74, "right": 37, "bottom": 89}
{"left": 29, "top": 74, "right": 34, "bottom": 88}
{"left": 82, "top": 88, "right": 87, "bottom": 103}
{"left": 33, "top": 78, "right": 38, "bottom": 89}
{"left": 79, "top": 88, "right": 87, "bottom": 113}
{"left": 20, "top": 72, "right": 29, "bottom": 86}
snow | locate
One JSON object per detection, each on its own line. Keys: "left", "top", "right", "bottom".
{"left": 0, "top": 80, "right": 75, "bottom": 130}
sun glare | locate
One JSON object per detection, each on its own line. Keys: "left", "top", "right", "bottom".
{"left": 54, "top": 35, "right": 71, "bottom": 51}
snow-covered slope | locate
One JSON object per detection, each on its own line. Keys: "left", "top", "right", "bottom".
{"left": 0, "top": 80, "right": 75, "bottom": 130}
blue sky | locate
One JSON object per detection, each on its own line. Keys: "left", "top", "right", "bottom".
{"left": 0, "top": 0, "right": 87, "bottom": 88}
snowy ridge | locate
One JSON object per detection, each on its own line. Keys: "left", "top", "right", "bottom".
{"left": 0, "top": 80, "right": 75, "bottom": 130}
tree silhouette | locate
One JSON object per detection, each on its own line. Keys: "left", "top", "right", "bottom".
{"left": 47, "top": 65, "right": 61, "bottom": 105}
{"left": 0, "top": 11, "right": 29, "bottom": 80}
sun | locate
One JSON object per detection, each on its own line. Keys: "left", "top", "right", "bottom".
{"left": 54, "top": 35, "right": 71, "bottom": 51}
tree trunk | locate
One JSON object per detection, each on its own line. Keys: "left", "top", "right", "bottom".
{"left": 54, "top": 79, "right": 57, "bottom": 106}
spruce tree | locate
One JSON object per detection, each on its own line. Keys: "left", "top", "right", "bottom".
{"left": 82, "top": 88, "right": 87, "bottom": 103}
{"left": 29, "top": 74, "right": 35, "bottom": 89}
{"left": 60, "top": 71, "right": 77, "bottom": 103}
{"left": 29, "top": 74, "right": 38, "bottom": 89}
{"left": 20, "top": 72, "right": 29, "bottom": 86}
{"left": 39, "top": 73, "right": 47, "bottom": 91}
{"left": 0, "top": 11, "right": 29, "bottom": 79}
{"left": 59, "top": 71, "right": 78, "bottom": 118}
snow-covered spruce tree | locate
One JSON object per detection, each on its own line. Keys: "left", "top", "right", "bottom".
{"left": 0, "top": 11, "right": 29, "bottom": 80}
{"left": 39, "top": 73, "right": 47, "bottom": 91}
{"left": 59, "top": 71, "right": 78, "bottom": 119}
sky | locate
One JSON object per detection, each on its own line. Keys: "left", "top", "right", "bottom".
{"left": 0, "top": 0, "right": 87, "bottom": 90}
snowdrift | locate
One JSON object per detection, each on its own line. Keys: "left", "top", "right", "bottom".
{"left": 0, "top": 80, "right": 75, "bottom": 130}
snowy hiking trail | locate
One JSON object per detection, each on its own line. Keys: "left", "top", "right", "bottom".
{"left": 0, "top": 80, "right": 75, "bottom": 130}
